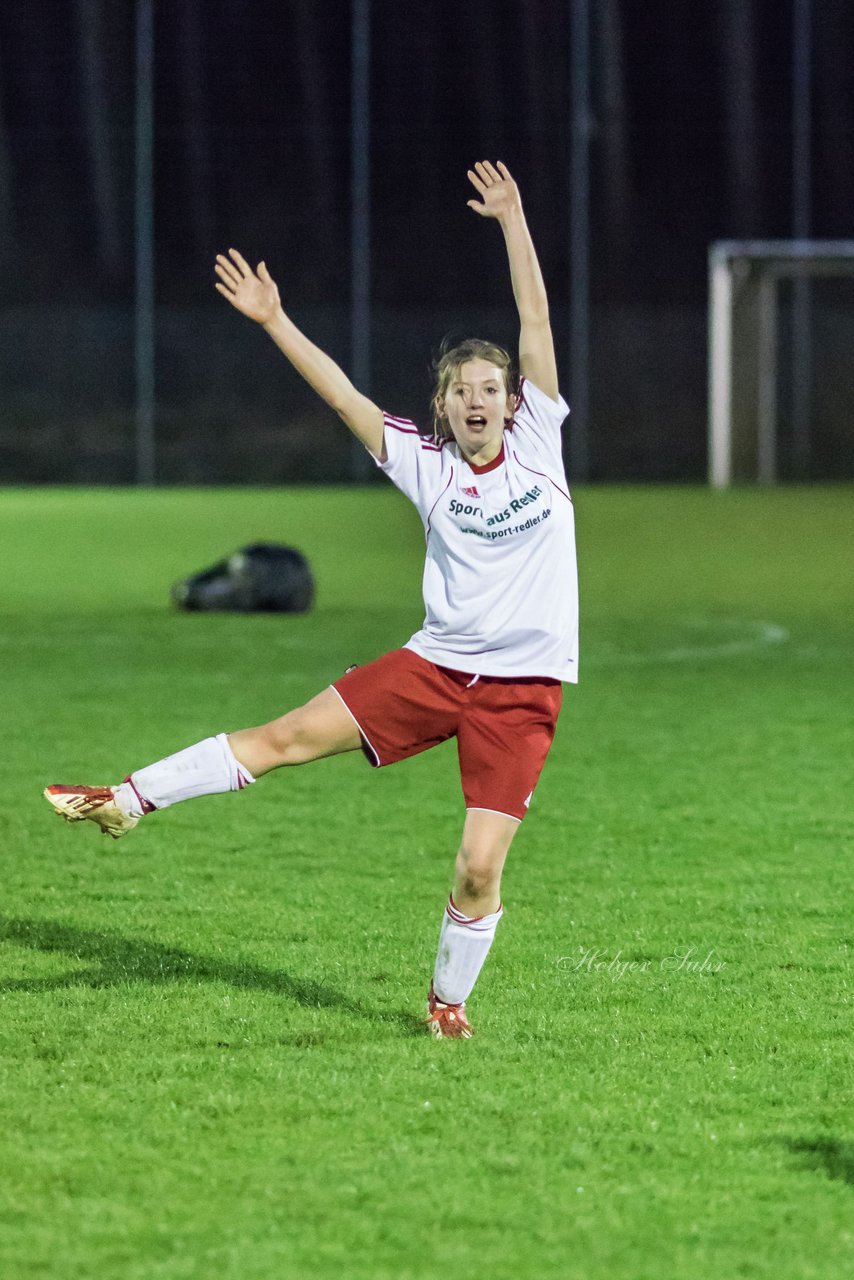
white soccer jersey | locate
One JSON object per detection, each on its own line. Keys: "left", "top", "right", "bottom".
{"left": 376, "top": 377, "right": 579, "bottom": 683}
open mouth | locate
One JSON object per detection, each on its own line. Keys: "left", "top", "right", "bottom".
{"left": 466, "top": 415, "right": 487, "bottom": 427}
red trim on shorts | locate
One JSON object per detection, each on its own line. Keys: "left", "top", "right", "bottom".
{"left": 331, "top": 648, "right": 562, "bottom": 821}
{"left": 329, "top": 685, "right": 381, "bottom": 766}
{"left": 466, "top": 805, "right": 522, "bottom": 824}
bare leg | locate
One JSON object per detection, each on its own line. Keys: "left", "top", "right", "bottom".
{"left": 46, "top": 687, "right": 365, "bottom": 835}
{"left": 452, "top": 808, "right": 520, "bottom": 916}
{"left": 427, "top": 809, "right": 521, "bottom": 1021}
{"left": 228, "top": 686, "right": 362, "bottom": 777}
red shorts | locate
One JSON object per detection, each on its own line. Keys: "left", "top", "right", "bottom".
{"left": 331, "top": 648, "right": 562, "bottom": 821}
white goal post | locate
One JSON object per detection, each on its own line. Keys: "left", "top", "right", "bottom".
{"left": 708, "top": 240, "right": 854, "bottom": 486}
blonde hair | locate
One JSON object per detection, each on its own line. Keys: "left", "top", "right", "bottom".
{"left": 430, "top": 338, "right": 517, "bottom": 441}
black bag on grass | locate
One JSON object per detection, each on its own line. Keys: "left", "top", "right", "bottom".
{"left": 172, "top": 543, "right": 315, "bottom": 613}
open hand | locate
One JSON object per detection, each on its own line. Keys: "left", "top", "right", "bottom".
{"left": 466, "top": 160, "right": 522, "bottom": 220}
{"left": 214, "top": 249, "right": 280, "bottom": 325}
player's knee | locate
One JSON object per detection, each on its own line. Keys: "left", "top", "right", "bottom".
{"left": 261, "top": 706, "right": 317, "bottom": 764}
{"left": 455, "top": 844, "right": 501, "bottom": 901}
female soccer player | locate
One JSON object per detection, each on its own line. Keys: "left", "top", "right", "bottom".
{"left": 45, "top": 161, "right": 578, "bottom": 1039}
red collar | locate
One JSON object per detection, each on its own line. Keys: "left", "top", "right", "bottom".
{"left": 466, "top": 441, "right": 505, "bottom": 475}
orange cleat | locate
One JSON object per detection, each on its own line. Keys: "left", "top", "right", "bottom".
{"left": 425, "top": 982, "right": 474, "bottom": 1039}
{"left": 43, "top": 785, "right": 139, "bottom": 840}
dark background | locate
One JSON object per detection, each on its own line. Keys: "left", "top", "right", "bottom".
{"left": 1, "top": 0, "right": 853, "bottom": 482}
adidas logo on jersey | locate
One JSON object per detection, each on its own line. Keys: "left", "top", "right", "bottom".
{"left": 461, "top": 485, "right": 480, "bottom": 498}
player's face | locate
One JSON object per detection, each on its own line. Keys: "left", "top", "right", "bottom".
{"left": 441, "top": 359, "right": 514, "bottom": 458}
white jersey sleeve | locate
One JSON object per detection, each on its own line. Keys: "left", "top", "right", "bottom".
{"left": 511, "top": 378, "right": 570, "bottom": 465}
{"left": 374, "top": 413, "right": 450, "bottom": 518}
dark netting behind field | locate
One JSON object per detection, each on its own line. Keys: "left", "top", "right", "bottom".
{"left": 1, "top": 0, "right": 854, "bottom": 483}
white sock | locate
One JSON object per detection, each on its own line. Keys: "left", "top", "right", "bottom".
{"left": 114, "top": 734, "right": 255, "bottom": 814}
{"left": 432, "top": 895, "right": 504, "bottom": 1006}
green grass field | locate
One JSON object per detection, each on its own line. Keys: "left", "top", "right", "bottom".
{"left": 1, "top": 484, "right": 852, "bottom": 1280}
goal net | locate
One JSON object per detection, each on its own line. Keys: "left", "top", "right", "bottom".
{"left": 708, "top": 240, "right": 854, "bottom": 486}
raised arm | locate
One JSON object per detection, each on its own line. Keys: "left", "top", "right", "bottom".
{"left": 467, "top": 161, "right": 559, "bottom": 403}
{"left": 214, "top": 249, "right": 386, "bottom": 461}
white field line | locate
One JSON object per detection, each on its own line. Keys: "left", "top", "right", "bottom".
{"left": 589, "top": 619, "right": 789, "bottom": 668}
{"left": 1, "top": 617, "right": 790, "bottom": 670}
